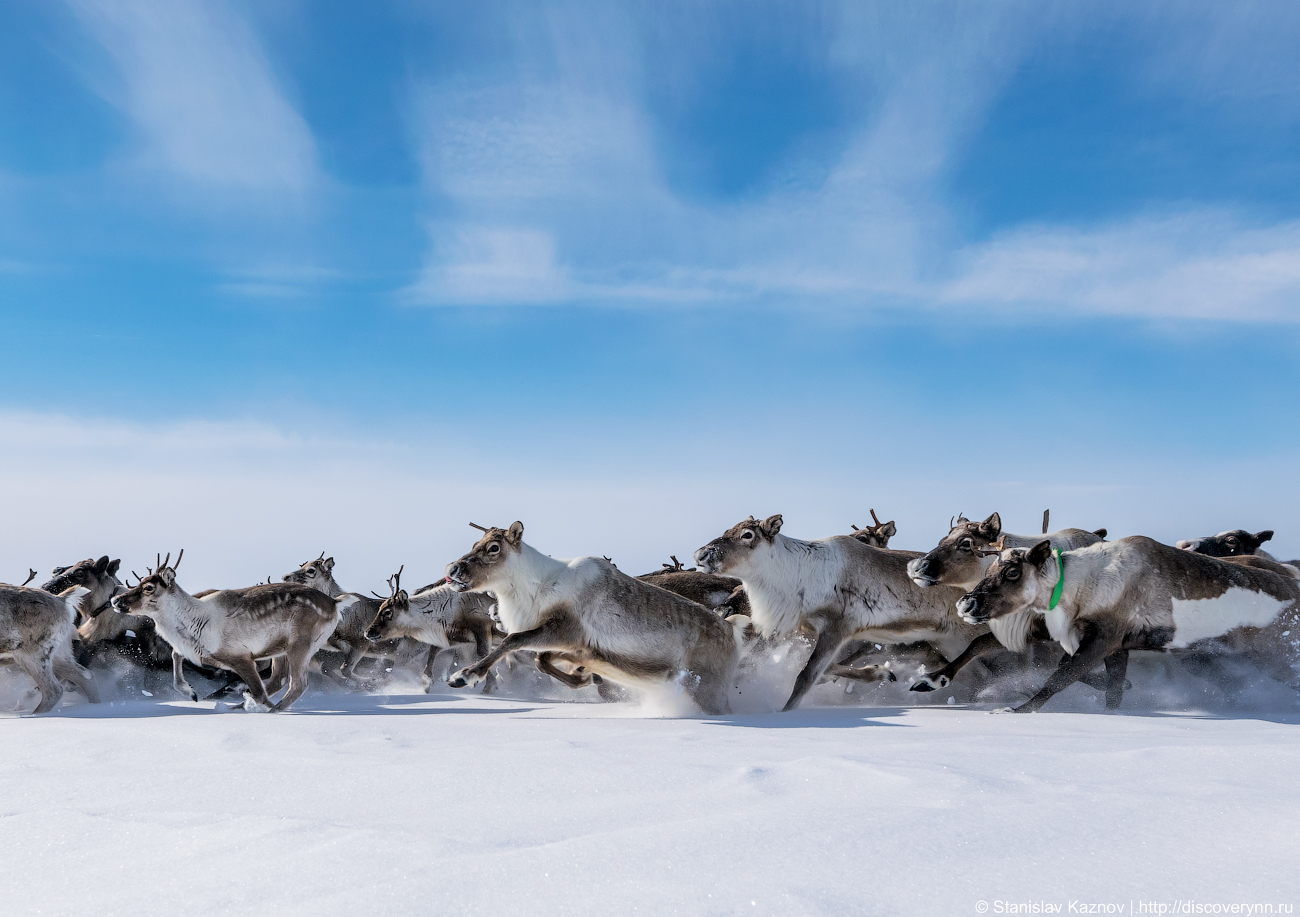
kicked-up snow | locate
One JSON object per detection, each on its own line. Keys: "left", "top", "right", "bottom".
{"left": 1, "top": 649, "right": 1299, "bottom": 916}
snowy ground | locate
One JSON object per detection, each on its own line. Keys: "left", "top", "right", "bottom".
{"left": 2, "top": 654, "right": 1299, "bottom": 916}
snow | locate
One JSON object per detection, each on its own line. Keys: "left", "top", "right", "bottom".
{"left": 3, "top": 649, "right": 1300, "bottom": 916}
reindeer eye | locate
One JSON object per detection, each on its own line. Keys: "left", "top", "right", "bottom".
{"left": 143, "top": 584, "right": 154, "bottom": 593}
{"left": 959, "top": 539, "right": 973, "bottom": 551}
{"left": 488, "top": 543, "right": 500, "bottom": 554}
{"left": 1005, "top": 567, "right": 1020, "bottom": 581}
{"left": 741, "top": 531, "right": 754, "bottom": 541}
{"left": 305, "top": 569, "right": 315, "bottom": 576}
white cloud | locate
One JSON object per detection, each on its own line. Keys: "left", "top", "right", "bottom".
{"left": 400, "top": 4, "right": 1035, "bottom": 308}
{"left": 67, "top": 0, "right": 319, "bottom": 196}
{"left": 941, "top": 212, "right": 1300, "bottom": 322}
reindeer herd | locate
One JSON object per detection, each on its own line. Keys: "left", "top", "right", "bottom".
{"left": 2, "top": 509, "right": 1298, "bottom": 716}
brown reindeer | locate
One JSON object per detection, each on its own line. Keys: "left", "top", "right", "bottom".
{"left": 112, "top": 552, "right": 339, "bottom": 711}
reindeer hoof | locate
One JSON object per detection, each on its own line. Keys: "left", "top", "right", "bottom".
{"left": 910, "top": 674, "right": 948, "bottom": 692}
{"left": 448, "top": 668, "right": 482, "bottom": 690}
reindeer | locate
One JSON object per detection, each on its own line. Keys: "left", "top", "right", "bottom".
{"left": 904, "top": 512, "right": 1107, "bottom": 692}
{"left": 955, "top": 537, "right": 1300, "bottom": 712}
{"left": 280, "top": 553, "right": 396, "bottom": 680}
{"left": 849, "top": 509, "right": 897, "bottom": 549}
{"left": 42, "top": 556, "right": 123, "bottom": 623}
{"left": 364, "top": 566, "right": 498, "bottom": 691}
{"left": 112, "top": 552, "right": 339, "bottom": 711}
{"left": 637, "top": 556, "right": 743, "bottom": 613}
{"left": 442, "top": 522, "right": 741, "bottom": 714}
{"left": 694, "top": 515, "right": 984, "bottom": 711}
{"left": 0, "top": 581, "right": 100, "bottom": 713}
{"left": 1177, "top": 530, "right": 1277, "bottom": 560}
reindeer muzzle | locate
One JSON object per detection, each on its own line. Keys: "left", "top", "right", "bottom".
{"left": 955, "top": 593, "right": 987, "bottom": 624}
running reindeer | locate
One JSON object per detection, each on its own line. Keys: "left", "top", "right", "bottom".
{"left": 956, "top": 536, "right": 1300, "bottom": 712}
{"left": 0, "top": 577, "right": 100, "bottom": 713}
{"left": 365, "top": 566, "right": 498, "bottom": 692}
{"left": 281, "top": 553, "right": 397, "bottom": 680}
{"left": 442, "top": 522, "right": 742, "bottom": 714}
{"left": 694, "top": 514, "right": 982, "bottom": 711}
{"left": 113, "top": 552, "right": 339, "bottom": 711}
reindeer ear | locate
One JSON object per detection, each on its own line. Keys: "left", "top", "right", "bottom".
{"left": 880, "top": 521, "right": 897, "bottom": 539}
{"left": 323, "top": 557, "right": 335, "bottom": 573}
{"left": 759, "top": 514, "right": 783, "bottom": 538}
{"left": 94, "top": 556, "right": 110, "bottom": 575}
{"left": 978, "top": 512, "right": 1001, "bottom": 539}
{"left": 157, "top": 567, "right": 177, "bottom": 587}
{"left": 506, "top": 521, "right": 525, "bottom": 545}
{"left": 1255, "top": 531, "right": 1274, "bottom": 545}
{"left": 107, "top": 559, "right": 121, "bottom": 577}
{"left": 1027, "top": 540, "right": 1053, "bottom": 567}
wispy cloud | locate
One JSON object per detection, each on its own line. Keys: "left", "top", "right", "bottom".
{"left": 942, "top": 212, "right": 1300, "bottom": 322}
{"left": 401, "top": 4, "right": 1032, "bottom": 308}
{"left": 66, "top": 0, "right": 319, "bottom": 197}
{"left": 399, "top": 3, "right": 1300, "bottom": 323}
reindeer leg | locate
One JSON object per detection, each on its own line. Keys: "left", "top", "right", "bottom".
{"left": 1103, "top": 648, "right": 1129, "bottom": 710}
{"left": 53, "top": 650, "right": 99, "bottom": 704}
{"left": 342, "top": 641, "right": 372, "bottom": 680}
{"left": 448, "top": 617, "right": 579, "bottom": 689}
{"left": 783, "top": 617, "right": 850, "bottom": 712}
{"left": 825, "top": 663, "right": 897, "bottom": 685}
{"left": 224, "top": 656, "right": 274, "bottom": 711}
{"left": 265, "top": 655, "right": 290, "bottom": 698}
{"left": 271, "top": 643, "right": 314, "bottom": 712}
{"left": 172, "top": 651, "right": 198, "bottom": 702}
{"left": 999, "top": 627, "right": 1115, "bottom": 714}
{"left": 911, "top": 632, "right": 1005, "bottom": 692}
{"left": 15, "top": 648, "right": 63, "bottom": 714}
{"left": 535, "top": 651, "right": 594, "bottom": 689}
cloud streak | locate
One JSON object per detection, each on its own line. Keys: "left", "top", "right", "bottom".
{"left": 67, "top": 0, "right": 319, "bottom": 197}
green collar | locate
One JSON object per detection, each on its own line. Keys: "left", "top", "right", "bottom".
{"left": 1048, "top": 548, "right": 1064, "bottom": 610}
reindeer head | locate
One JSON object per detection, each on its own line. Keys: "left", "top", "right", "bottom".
{"left": 44, "top": 555, "right": 123, "bottom": 619}
{"left": 282, "top": 552, "right": 338, "bottom": 592}
{"left": 693, "top": 514, "right": 783, "bottom": 576}
{"left": 445, "top": 522, "right": 525, "bottom": 592}
{"left": 955, "top": 540, "right": 1055, "bottom": 625}
{"left": 366, "top": 566, "right": 407, "bottom": 642}
{"left": 111, "top": 551, "right": 184, "bottom": 618}
{"left": 850, "top": 509, "right": 897, "bottom": 549}
{"left": 1176, "top": 529, "right": 1273, "bottom": 558}
{"left": 906, "top": 512, "right": 1003, "bottom": 590}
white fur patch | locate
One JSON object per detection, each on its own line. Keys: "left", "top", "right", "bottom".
{"left": 1044, "top": 607, "right": 1080, "bottom": 655}
{"left": 989, "top": 610, "right": 1036, "bottom": 653}
{"left": 1168, "top": 587, "right": 1291, "bottom": 648}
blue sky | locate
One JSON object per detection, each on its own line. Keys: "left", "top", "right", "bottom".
{"left": 2, "top": 1, "right": 1299, "bottom": 584}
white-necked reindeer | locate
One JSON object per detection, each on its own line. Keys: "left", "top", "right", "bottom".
{"left": 364, "top": 566, "right": 498, "bottom": 691}
{"left": 904, "top": 512, "right": 1108, "bottom": 691}
{"left": 112, "top": 552, "right": 339, "bottom": 711}
{"left": 956, "top": 536, "right": 1300, "bottom": 712}
{"left": 694, "top": 514, "right": 981, "bottom": 711}
{"left": 442, "top": 522, "right": 741, "bottom": 714}
{"left": 0, "top": 580, "right": 100, "bottom": 713}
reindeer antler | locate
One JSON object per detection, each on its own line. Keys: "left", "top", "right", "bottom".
{"left": 870, "top": 508, "right": 883, "bottom": 527}
{"left": 173, "top": 549, "right": 183, "bottom": 571}
{"left": 468, "top": 522, "right": 490, "bottom": 533}
{"left": 851, "top": 524, "right": 860, "bottom": 531}
{"left": 21, "top": 569, "right": 37, "bottom": 587}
